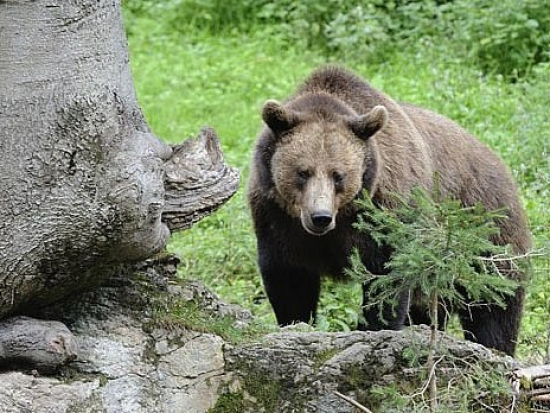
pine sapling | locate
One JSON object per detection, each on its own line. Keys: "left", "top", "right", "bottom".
{"left": 347, "top": 186, "right": 523, "bottom": 411}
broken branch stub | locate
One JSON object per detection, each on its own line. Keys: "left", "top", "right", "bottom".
{"left": 510, "top": 364, "right": 550, "bottom": 410}
{"left": 0, "top": 316, "right": 77, "bottom": 374}
{"left": 163, "top": 127, "right": 240, "bottom": 231}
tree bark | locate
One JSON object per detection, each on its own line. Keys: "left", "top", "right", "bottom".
{"left": 163, "top": 127, "right": 239, "bottom": 232}
{"left": 0, "top": 316, "right": 77, "bottom": 374}
{"left": 0, "top": 0, "right": 238, "bottom": 320}
{"left": 510, "top": 364, "right": 550, "bottom": 408}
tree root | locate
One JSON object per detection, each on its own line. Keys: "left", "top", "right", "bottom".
{"left": 0, "top": 316, "right": 77, "bottom": 374}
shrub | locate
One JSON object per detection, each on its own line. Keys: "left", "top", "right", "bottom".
{"left": 123, "top": 0, "right": 550, "bottom": 78}
{"left": 348, "top": 186, "right": 526, "bottom": 409}
{"left": 348, "top": 187, "right": 521, "bottom": 325}
{"left": 446, "top": 0, "right": 550, "bottom": 78}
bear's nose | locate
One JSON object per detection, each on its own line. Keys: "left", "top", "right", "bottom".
{"left": 310, "top": 211, "right": 333, "bottom": 229}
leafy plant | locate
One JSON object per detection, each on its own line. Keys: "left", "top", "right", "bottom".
{"left": 347, "top": 185, "right": 524, "bottom": 410}
{"left": 349, "top": 187, "right": 521, "bottom": 321}
{"left": 446, "top": 0, "right": 550, "bottom": 78}
{"left": 124, "top": 0, "right": 550, "bottom": 78}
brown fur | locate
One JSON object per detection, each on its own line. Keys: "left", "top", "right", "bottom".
{"left": 247, "top": 66, "right": 531, "bottom": 355}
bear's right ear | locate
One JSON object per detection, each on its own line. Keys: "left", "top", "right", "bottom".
{"left": 262, "top": 100, "right": 300, "bottom": 134}
{"left": 347, "top": 105, "right": 389, "bottom": 141}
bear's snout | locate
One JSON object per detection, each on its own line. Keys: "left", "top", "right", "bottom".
{"left": 300, "top": 208, "right": 335, "bottom": 236}
{"left": 299, "top": 175, "right": 337, "bottom": 236}
{"left": 311, "top": 211, "right": 333, "bottom": 229}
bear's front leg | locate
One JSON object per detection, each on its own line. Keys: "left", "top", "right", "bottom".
{"left": 359, "top": 282, "right": 410, "bottom": 331}
{"left": 458, "top": 288, "right": 524, "bottom": 356}
{"left": 259, "top": 255, "right": 321, "bottom": 326}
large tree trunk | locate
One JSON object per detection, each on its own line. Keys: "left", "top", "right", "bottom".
{"left": 0, "top": 0, "right": 238, "bottom": 320}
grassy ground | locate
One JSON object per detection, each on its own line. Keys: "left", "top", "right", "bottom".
{"left": 125, "top": 12, "right": 549, "bottom": 361}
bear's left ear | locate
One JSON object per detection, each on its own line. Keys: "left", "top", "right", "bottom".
{"left": 262, "top": 100, "right": 300, "bottom": 134}
{"left": 347, "top": 105, "right": 389, "bottom": 140}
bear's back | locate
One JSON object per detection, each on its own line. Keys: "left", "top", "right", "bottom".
{"left": 399, "top": 102, "right": 531, "bottom": 254}
{"left": 295, "top": 66, "right": 387, "bottom": 115}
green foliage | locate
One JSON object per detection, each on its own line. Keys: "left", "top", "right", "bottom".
{"left": 445, "top": 0, "right": 550, "bottom": 78}
{"left": 124, "top": 0, "right": 550, "bottom": 77}
{"left": 368, "top": 360, "right": 516, "bottom": 412}
{"left": 348, "top": 187, "right": 521, "bottom": 325}
{"left": 151, "top": 287, "right": 275, "bottom": 344}
{"left": 520, "top": 250, "right": 550, "bottom": 362}
{"left": 511, "top": 64, "right": 550, "bottom": 185}
{"left": 348, "top": 187, "right": 529, "bottom": 410}
{"left": 208, "top": 391, "right": 246, "bottom": 413}
{"left": 315, "top": 279, "right": 362, "bottom": 331}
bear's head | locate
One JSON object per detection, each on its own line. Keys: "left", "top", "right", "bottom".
{"left": 262, "top": 96, "right": 388, "bottom": 236}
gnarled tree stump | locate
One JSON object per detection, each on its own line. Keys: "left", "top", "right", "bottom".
{"left": 0, "top": 0, "right": 238, "bottom": 372}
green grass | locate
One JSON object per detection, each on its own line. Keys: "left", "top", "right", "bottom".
{"left": 125, "top": 11, "right": 549, "bottom": 361}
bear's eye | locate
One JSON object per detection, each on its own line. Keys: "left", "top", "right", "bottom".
{"left": 296, "top": 169, "right": 311, "bottom": 184}
{"left": 333, "top": 171, "right": 345, "bottom": 188}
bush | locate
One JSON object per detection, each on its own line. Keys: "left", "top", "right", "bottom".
{"left": 348, "top": 187, "right": 522, "bottom": 325}
{"left": 510, "top": 64, "right": 550, "bottom": 185}
{"left": 446, "top": 0, "right": 550, "bottom": 78}
{"left": 124, "top": 0, "right": 550, "bottom": 78}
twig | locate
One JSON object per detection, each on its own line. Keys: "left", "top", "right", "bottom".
{"left": 412, "top": 355, "right": 444, "bottom": 397}
{"left": 334, "top": 391, "right": 374, "bottom": 413}
{"left": 509, "top": 364, "right": 550, "bottom": 384}
{"left": 477, "top": 249, "right": 545, "bottom": 262}
{"left": 427, "top": 290, "right": 439, "bottom": 413}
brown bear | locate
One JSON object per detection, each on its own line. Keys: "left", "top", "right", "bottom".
{"left": 247, "top": 66, "right": 531, "bottom": 356}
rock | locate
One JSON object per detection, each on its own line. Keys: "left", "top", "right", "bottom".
{"left": 0, "top": 256, "right": 521, "bottom": 412}
{"left": 0, "top": 257, "right": 235, "bottom": 413}
{"left": 222, "top": 328, "right": 520, "bottom": 412}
